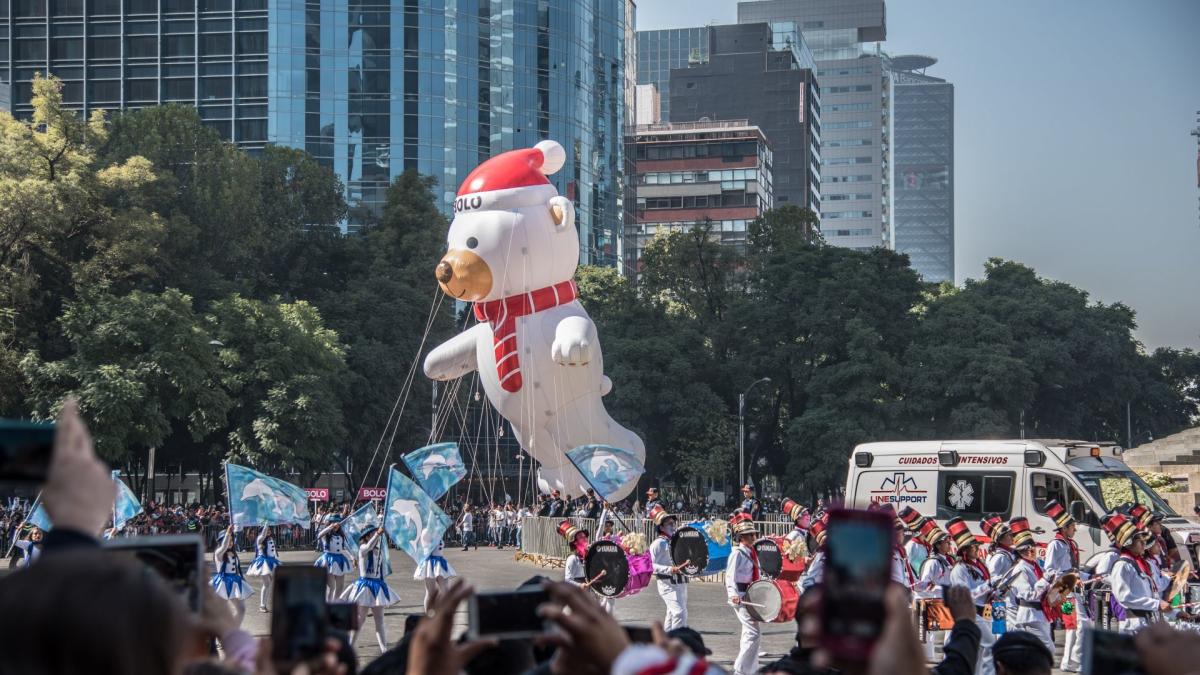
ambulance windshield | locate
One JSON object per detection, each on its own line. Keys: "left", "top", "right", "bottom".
{"left": 1074, "top": 470, "right": 1178, "bottom": 517}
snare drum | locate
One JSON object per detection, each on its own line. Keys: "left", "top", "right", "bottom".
{"left": 618, "top": 550, "right": 653, "bottom": 598}
{"left": 584, "top": 540, "right": 629, "bottom": 598}
{"left": 670, "top": 521, "right": 730, "bottom": 577}
{"left": 744, "top": 579, "right": 800, "bottom": 623}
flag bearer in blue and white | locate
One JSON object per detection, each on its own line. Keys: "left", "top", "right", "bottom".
{"left": 211, "top": 525, "right": 254, "bottom": 625}
{"left": 314, "top": 516, "right": 354, "bottom": 600}
{"left": 414, "top": 537, "right": 457, "bottom": 613}
{"left": 246, "top": 526, "right": 281, "bottom": 612}
{"left": 343, "top": 525, "right": 398, "bottom": 652}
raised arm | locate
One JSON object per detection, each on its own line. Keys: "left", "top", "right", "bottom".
{"left": 424, "top": 323, "right": 488, "bottom": 381}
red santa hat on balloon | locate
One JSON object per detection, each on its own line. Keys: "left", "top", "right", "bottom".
{"left": 453, "top": 140, "right": 567, "bottom": 214}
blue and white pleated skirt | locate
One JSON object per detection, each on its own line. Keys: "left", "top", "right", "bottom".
{"left": 246, "top": 555, "right": 281, "bottom": 576}
{"left": 211, "top": 572, "right": 254, "bottom": 600}
{"left": 341, "top": 577, "right": 398, "bottom": 607}
{"left": 413, "top": 555, "right": 457, "bottom": 580}
{"left": 314, "top": 552, "right": 353, "bottom": 576}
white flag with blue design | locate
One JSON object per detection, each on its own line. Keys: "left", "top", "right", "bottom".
{"left": 341, "top": 502, "right": 380, "bottom": 548}
{"left": 225, "top": 463, "right": 311, "bottom": 528}
{"left": 111, "top": 470, "right": 143, "bottom": 529}
{"left": 26, "top": 501, "right": 52, "bottom": 531}
{"left": 383, "top": 465, "right": 452, "bottom": 565}
{"left": 402, "top": 442, "right": 466, "bottom": 501}
{"left": 565, "top": 444, "right": 645, "bottom": 502}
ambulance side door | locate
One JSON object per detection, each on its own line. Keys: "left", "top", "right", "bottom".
{"left": 1027, "top": 469, "right": 1099, "bottom": 559}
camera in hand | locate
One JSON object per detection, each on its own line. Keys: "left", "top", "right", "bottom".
{"left": 1082, "top": 628, "right": 1145, "bottom": 675}
{"left": 468, "top": 587, "right": 550, "bottom": 640}
{"left": 103, "top": 535, "right": 205, "bottom": 611}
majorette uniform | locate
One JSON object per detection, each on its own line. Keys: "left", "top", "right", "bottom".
{"left": 211, "top": 532, "right": 254, "bottom": 600}
{"left": 14, "top": 537, "right": 42, "bottom": 568}
{"left": 945, "top": 517, "right": 996, "bottom": 675}
{"left": 413, "top": 539, "right": 457, "bottom": 580}
{"left": 247, "top": 528, "right": 281, "bottom": 576}
{"left": 313, "top": 521, "right": 354, "bottom": 576}
{"left": 725, "top": 514, "right": 762, "bottom": 675}
{"left": 342, "top": 532, "right": 398, "bottom": 607}
{"left": 1042, "top": 500, "right": 1086, "bottom": 672}
{"left": 648, "top": 505, "right": 688, "bottom": 630}
{"left": 1006, "top": 517, "right": 1054, "bottom": 655}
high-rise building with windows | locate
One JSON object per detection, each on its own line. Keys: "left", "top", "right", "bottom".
{"left": 667, "top": 22, "right": 820, "bottom": 214}
{"left": 0, "top": 78, "right": 9, "bottom": 111}
{"left": 890, "top": 54, "right": 953, "bottom": 283}
{"left": 0, "top": 0, "right": 629, "bottom": 263}
{"left": 738, "top": 0, "right": 890, "bottom": 252}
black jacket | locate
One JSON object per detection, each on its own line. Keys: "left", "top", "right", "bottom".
{"left": 933, "top": 618, "right": 982, "bottom": 675}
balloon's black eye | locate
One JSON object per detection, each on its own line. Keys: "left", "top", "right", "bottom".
{"left": 466, "top": 237, "right": 479, "bottom": 249}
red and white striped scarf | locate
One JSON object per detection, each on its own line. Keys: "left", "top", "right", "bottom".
{"left": 473, "top": 280, "right": 578, "bottom": 393}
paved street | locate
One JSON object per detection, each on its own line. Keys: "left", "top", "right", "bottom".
{"left": 245, "top": 547, "right": 801, "bottom": 669}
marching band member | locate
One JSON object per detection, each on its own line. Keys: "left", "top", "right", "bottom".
{"left": 725, "top": 513, "right": 762, "bottom": 675}
{"left": 899, "top": 506, "right": 931, "bottom": 582}
{"left": 739, "top": 485, "right": 762, "bottom": 521}
{"left": 210, "top": 525, "right": 253, "bottom": 625}
{"left": 1130, "top": 503, "right": 1178, "bottom": 568}
{"left": 946, "top": 517, "right": 995, "bottom": 675}
{"left": 781, "top": 498, "right": 810, "bottom": 543}
{"left": 1006, "top": 517, "right": 1055, "bottom": 655}
{"left": 1043, "top": 500, "right": 1085, "bottom": 672}
{"left": 800, "top": 515, "right": 828, "bottom": 593}
{"left": 343, "top": 525, "right": 398, "bottom": 652}
{"left": 981, "top": 515, "right": 1016, "bottom": 578}
{"left": 246, "top": 526, "right": 281, "bottom": 612}
{"left": 314, "top": 517, "right": 354, "bottom": 600}
{"left": 559, "top": 520, "right": 591, "bottom": 587}
{"left": 914, "top": 520, "right": 953, "bottom": 660}
{"left": 414, "top": 537, "right": 457, "bottom": 613}
{"left": 648, "top": 505, "right": 689, "bottom": 629}
{"left": 878, "top": 505, "right": 916, "bottom": 590}
{"left": 1103, "top": 512, "right": 1168, "bottom": 634}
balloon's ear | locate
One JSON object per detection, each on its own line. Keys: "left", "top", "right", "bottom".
{"left": 548, "top": 196, "right": 575, "bottom": 230}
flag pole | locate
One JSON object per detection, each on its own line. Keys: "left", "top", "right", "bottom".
{"left": 4, "top": 492, "right": 41, "bottom": 558}
{"left": 223, "top": 461, "right": 233, "bottom": 528}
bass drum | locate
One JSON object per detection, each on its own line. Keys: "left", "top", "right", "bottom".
{"left": 754, "top": 537, "right": 783, "bottom": 580}
{"left": 584, "top": 540, "right": 629, "bottom": 598}
{"left": 744, "top": 579, "right": 800, "bottom": 623}
{"left": 670, "top": 522, "right": 730, "bottom": 577}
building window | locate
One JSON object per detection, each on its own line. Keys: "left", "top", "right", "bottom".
{"left": 824, "top": 121, "right": 873, "bottom": 130}
{"left": 201, "top": 33, "right": 232, "bottom": 56}
{"left": 162, "top": 78, "right": 194, "bottom": 100}
{"left": 821, "top": 210, "right": 873, "bottom": 220}
{"left": 126, "top": 79, "right": 156, "bottom": 101}
{"left": 825, "top": 156, "right": 872, "bottom": 166}
{"left": 88, "top": 80, "right": 120, "bottom": 102}
{"left": 125, "top": 35, "right": 157, "bottom": 59}
{"left": 50, "top": 38, "right": 83, "bottom": 60}
{"left": 51, "top": 0, "right": 84, "bottom": 15}
{"left": 200, "top": 76, "right": 232, "bottom": 99}
{"left": 163, "top": 34, "right": 195, "bottom": 57}
{"left": 825, "top": 193, "right": 873, "bottom": 201}
{"left": 825, "top": 103, "right": 872, "bottom": 113}
{"left": 826, "top": 228, "right": 875, "bottom": 237}
{"left": 823, "top": 174, "right": 872, "bottom": 183}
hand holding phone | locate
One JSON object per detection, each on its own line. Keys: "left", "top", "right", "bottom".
{"left": 1082, "top": 628, "right": 1145, "bottom": 675}
{"left": 819, "top": 508, "right": 894, "bottom": 662}
{"left": 468, "top": 587, "right": 551, "bottom": 640}
{"left": 103, "top": 534, "right": 205, "bottom": 612}
{"left": 271, "top": 566, "right": 329, "bottom": 667}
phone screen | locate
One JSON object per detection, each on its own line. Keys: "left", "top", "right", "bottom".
{"left": 623, "top": 625, "right": 653, "bottom": 643}
{"left": 327, "top": 602, "right": 359, "bottom": 633}
{"left": 103, "top": 535, "right": 204, "bottom": 611}
{"left": 821, "top": 509, "right": 893, "bottom": 662}
{"left": 272, "top": 566, "right": 329, "bottom": 663}
{"left": 0, "top": 420, "right": 55, "bottom": 484}
{"left": 1082, "top": 628, "right": 1145, "bottom": 675}
{"left": 470, "top": 588, "right": 550, "bottom": 639}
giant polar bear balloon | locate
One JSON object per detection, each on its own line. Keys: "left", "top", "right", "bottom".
{"left": 423, "top": 140, "right": 646, "bottom": 500}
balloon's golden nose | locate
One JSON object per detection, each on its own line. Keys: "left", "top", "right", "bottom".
{"left": 435, "top": 250, "right": 493, "bottom": 302}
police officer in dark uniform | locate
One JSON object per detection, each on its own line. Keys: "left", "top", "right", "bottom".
{"left": 739, "top": 485, "right": 762, "bottom": 521}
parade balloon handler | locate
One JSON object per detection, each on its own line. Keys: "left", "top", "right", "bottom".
{"left": 245, "top": 525, "right": 280, "bottom": 612}
{"left": 1005, "top": 517, "right": 1056, "bottom": 654}
{"left": 343, "top": 524, "right": 398, "bottom": 652}
{"left": 414, "top": 536, "right": 457, "bottom": 613}
{"left": 1042, "top": 499, "right": 1086, "bottom": 671}
{"left": 647, "top": 504, "right": 690, "bottom": 629}
{"left": 210, "top": 524, "right": 254, "bottom": 626}
{"left": 314, "top": 516, "right": 354, "bottom": 600}
{"left": 726, "top": 512, "right": 763, "bottom": 675}
{"left": 946, "top": 517, "right": 996, "bottom": 675}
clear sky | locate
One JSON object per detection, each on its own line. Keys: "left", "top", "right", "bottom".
{"left": 635, "top": 0, "right": 1200, "bottom": 351}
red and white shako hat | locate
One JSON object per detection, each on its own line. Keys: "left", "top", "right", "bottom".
{"left": 454, "top": 140, "right": 566, "bottom": 214}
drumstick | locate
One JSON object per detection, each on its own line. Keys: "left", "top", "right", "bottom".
{"left": 739, "top": 600, "right": 767, "bottom": 609}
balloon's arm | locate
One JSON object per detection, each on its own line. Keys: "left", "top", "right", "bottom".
{"left": 551, "top": 315, "right": 596, "bottom": 366}
{"left": 424, "top": 323, "right": 487, "bottom": 380}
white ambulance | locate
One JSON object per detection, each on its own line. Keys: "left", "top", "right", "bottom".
{"left": 844, "top": 439, "right": 1200, "bottom": 564}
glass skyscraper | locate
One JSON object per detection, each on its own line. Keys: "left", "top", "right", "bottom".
{"left": 0, "top": 0, "right": 628, "bottom": 264}
{"left": 738, "top": 0, "right": 891, "bottom": 252}
{"left": 890, "top": 54, "right": 953, "bottom": 283}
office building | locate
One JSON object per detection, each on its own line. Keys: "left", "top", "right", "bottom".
{"left": 0, "top": 79, "right": 9, "bottom": 112}
{"left": 635, "top": 26, "right": 709, "bottom": 124}
{"left": 630, "top": 119, "right": 776, "bottom": 267}
{"left": 668, "top": 22, "right": 820, "bottom": 213}
{"left": 0, "top": 0, "right": 629, "bottom": 263}
{"left": 890, "top": 54, "right": 953, "bottom": 282}
{"left": 738, "top": 0, "right": 890, "bottom": 251}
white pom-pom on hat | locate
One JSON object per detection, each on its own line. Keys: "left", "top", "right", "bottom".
{"left": 534, "top": 140, "right": 566, "bottom": 176}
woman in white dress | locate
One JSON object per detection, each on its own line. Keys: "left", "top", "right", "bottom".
{"left": 313, "top": 518, "right": 354, "bottom": 600}
{"left": 210, "top": 525, "right": 254, "bottom": 625}
{"left": 246, "top": 526, "right": 281, "bottom": 611}
{"left": 414, "top": 537, "right": 457, "bottom": 612}
{"left": 342, "top": 526, "right": 398, "bottom": 652}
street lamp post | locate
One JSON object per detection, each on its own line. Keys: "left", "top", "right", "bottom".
{"left": 738, "top": 377, "right": 772, "bottom": 489}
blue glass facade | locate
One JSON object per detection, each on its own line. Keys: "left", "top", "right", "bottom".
{"left": 0, "top": 0, "right": 627, "bottom": 265}
{"left": 267, "top": 0, "right": 627, "bottom": 262}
